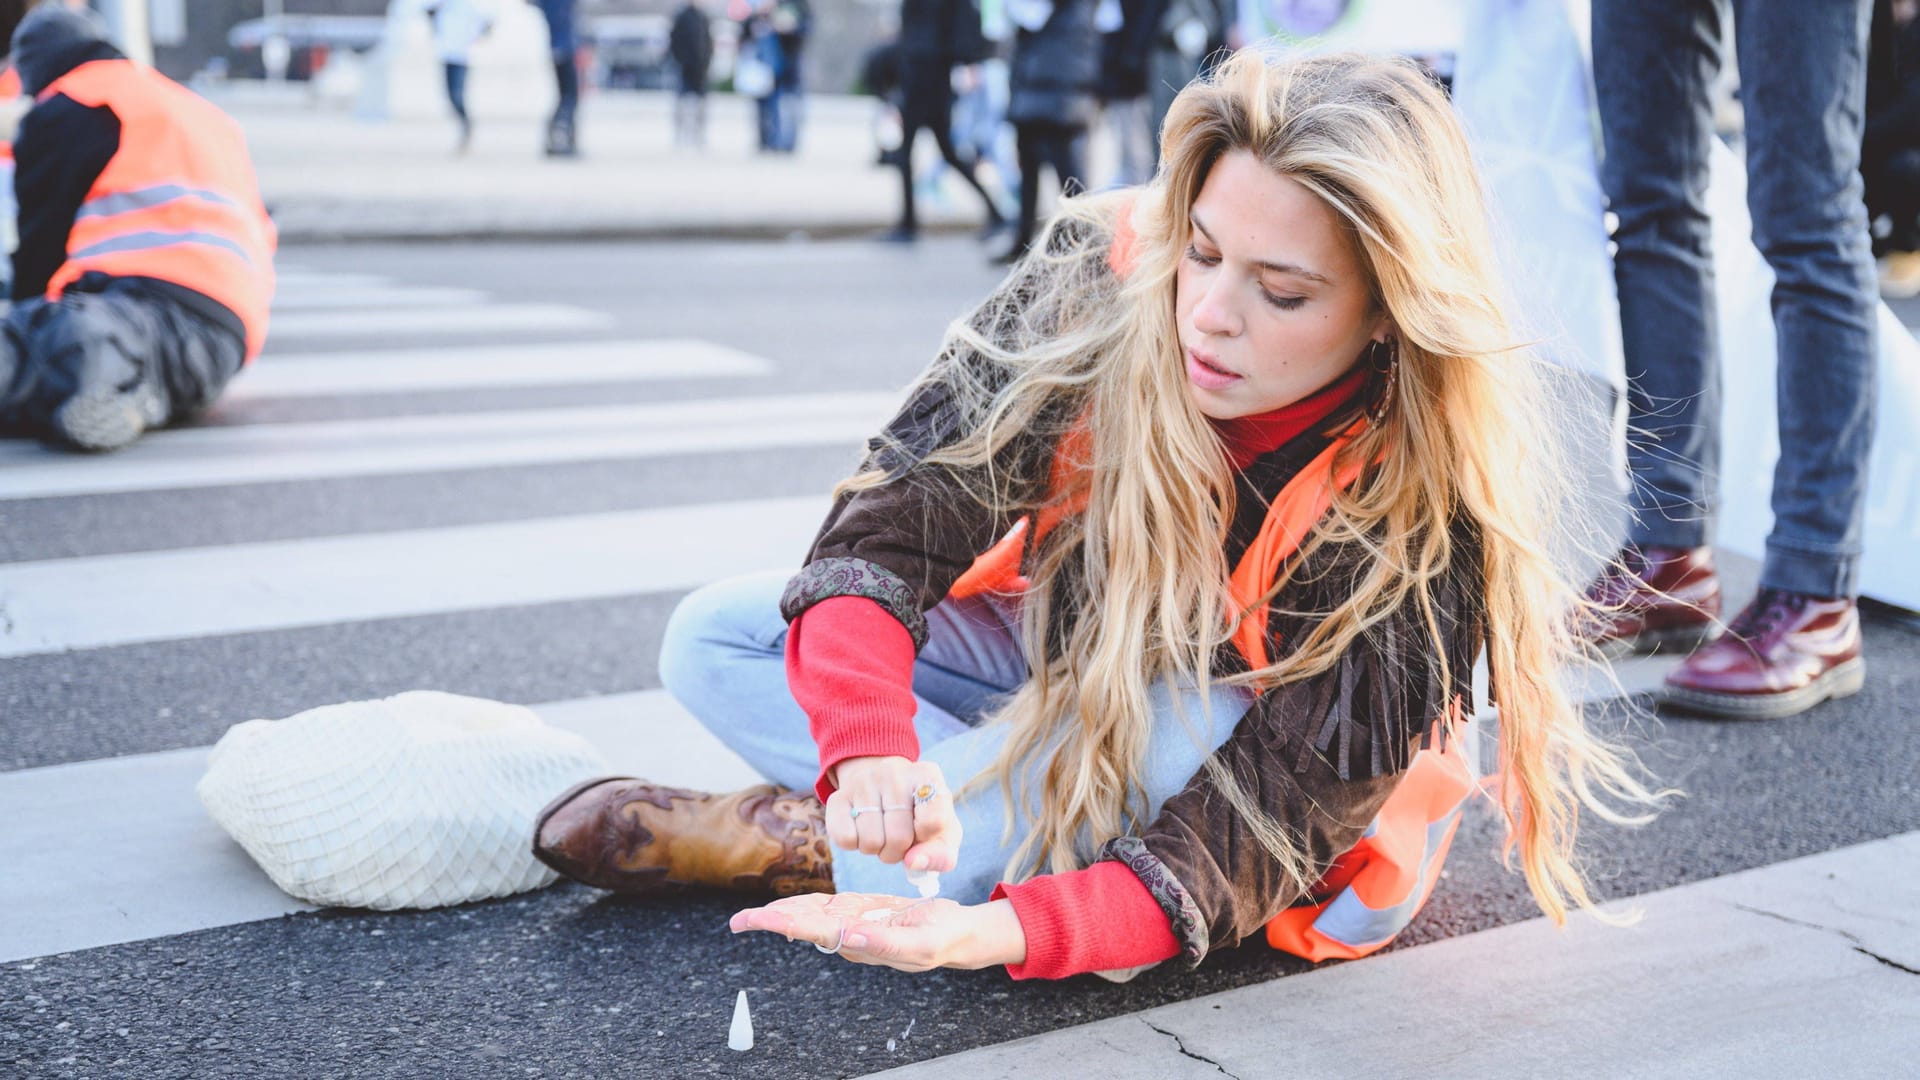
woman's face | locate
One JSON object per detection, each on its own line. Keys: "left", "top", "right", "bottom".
{"left": 1175, "top": 150, "right": 1389, "bottom": 420}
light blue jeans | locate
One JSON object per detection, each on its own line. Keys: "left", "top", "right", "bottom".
{"left": 656, "top": 570, "right": 1252, "bottom": 902}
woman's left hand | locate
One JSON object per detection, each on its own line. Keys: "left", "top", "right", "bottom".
{"left": 729, "top": 892, "right": 1027, "bottom": 973}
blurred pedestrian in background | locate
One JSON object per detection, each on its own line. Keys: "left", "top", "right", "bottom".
{"left": 769, "top": 0, "right": 812, "bottom": 152}
{"left": 1867, "top": 0, "right": 1920, "bottom": 297}
{"left": 1096, "top": 0, "right": 1155, "bottom": 187}
{"left": 998, "top": 0, "right": 1098, "bottom": 263}
{"left": 670, "top": 0, "right": 714, "bottom": 149}
{"left": 950, "top": 53, "right": 1020, "bottom": 205}
{"left": 531, "top": 0, "right": 580, "bottom": 156}
{"left": 882, "top": 0, "right": 1006, "bottom": 243}
{"left": 426, "top": 0, "right": 494, "bottom": 154}
{"left": 1147, "top": 0, "right": 1227, "bottom": 172}
{"left": 735, "top": 0, "right": 809, "bottom": 153}
{"left": 0, "top": 5, "right": 274, "bottom": 452}
{"left": 861, "top": 35, "right": 905, "bottom": 166}
{"left": 1587, "top": 1, "right": 1880, "bottom": 720}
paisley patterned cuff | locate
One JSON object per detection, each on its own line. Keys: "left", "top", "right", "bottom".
{"left": 780, "top": 557, "right": 930, "bottom": 651}
{"left": 1098, "top": 835, "right": 1210, "bottom": 967}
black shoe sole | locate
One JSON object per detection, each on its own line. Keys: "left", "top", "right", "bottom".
{"left": 1659, "top": 656, "right": 1866, "bottom": 720}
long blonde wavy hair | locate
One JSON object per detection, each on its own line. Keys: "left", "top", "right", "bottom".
{"left": 840, "top": 50, "right": 1663, "bottom": 928}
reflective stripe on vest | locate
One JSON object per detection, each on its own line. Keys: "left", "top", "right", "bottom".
{"left": 39, "top": 60, "right": 275, "bottom": 360}
{"left": 1263, "top": 734, "right": 1477, "bottom": 962}
{"left": 70, "top": 228, "right": 259, "bottom": 266}
{"left": 1309, "top": 794, "right": 1466, "bottom": 948}
{"left": 75, "top": 183, "right": 246, "bottom": 221}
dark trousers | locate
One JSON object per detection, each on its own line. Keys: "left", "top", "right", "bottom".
{"left": 443, "top": 61, "right": 470, "bottom": 127}
{"left": 552, "top": 58, "right": 579, "bottom": 129}
{"left": 1594, "top": 0, "right": 1879, "bottom": 598}
{"left": 896, "top": 68, "right": 1002, "bottom": 231}
{"left": 1012, "top": 121, "right": 1088, "bottom": 251}
{"left": 674, "top": 83, "right": 708, "bottom": 147}
{"left": 0, "top": 277, "right": 245, "bottom": 447}
{"left": 1866, "top": 147, "right": 1920, "bottom": 252}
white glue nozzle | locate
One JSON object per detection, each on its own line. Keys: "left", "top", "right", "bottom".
{"left": 728, "top": 990, "right": 753, "bottom": 1052}
{"left": 906, "top": 868, "right": 940, "bottom": 899}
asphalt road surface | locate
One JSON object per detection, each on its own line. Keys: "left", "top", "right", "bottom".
{"left": 3, "top": 238, "right": 1917, "bottom": 1079}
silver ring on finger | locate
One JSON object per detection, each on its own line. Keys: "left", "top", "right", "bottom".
{"left": 848, "top": 805, "right": 883, "bottom": 822}
{"left": 814, "top": 918, "right": 848, "bottom": 955}
{"left": 911, "top": 783, "right": 943, "bottom": 807}
{"left": 880, "top": 803, "right": 913, "bottom": 812}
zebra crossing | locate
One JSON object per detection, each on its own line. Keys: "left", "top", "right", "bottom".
{"left": 0, "top": 263, "right": 858, "bottom": 966}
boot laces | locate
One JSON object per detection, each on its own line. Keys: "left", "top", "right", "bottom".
{"left": 1726, "top": 588, "right": 1808, "bottom": 642}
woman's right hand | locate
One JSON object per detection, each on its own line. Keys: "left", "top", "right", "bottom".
{"left": 824, "top": 756, "right": 961, "bottom": 874}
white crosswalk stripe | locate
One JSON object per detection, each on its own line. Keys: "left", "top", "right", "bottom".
{"left": 223, "top": 339, "right": 775, "bottom": 399}
{"left": 267, "top": 302, "right": 616, "bottom": 342}
{"left": 0, "top": 495, "right": 828, "bottom": 657}
{"left": 0, "top": 689, "right": 764, "bottom": 965}
{"left": 0, "top": 392, "right": 889, "bottom": 499}
{"left": 270, "top": 285, "right": 488, "bottom": 311}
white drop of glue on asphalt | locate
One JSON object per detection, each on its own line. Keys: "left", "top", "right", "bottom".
{"left": 728, "top": 990, "right": 753, "bottom": 1052}
{"left": 905, "top": 868, "right": 940, "bottom": 898}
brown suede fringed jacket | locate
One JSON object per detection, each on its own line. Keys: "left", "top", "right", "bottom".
{"left": 779, "top": 225, "right": 1487, "bottom": 969}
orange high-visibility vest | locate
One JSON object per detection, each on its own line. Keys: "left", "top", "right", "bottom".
{"left": 948, "top": 426, "right": 1474, "bottom": 962}
{"left": 950, "top": 194, "right": 1475, "bottom": 961}
{"left": 37, "top": 60, "right": 276, "bottom": 361}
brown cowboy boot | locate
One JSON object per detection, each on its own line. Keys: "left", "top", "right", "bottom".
{"left": 531, "top": 778, "right": 833, "bottom": 896}
{"left": 1582, "top": 545, "right": 1723, "bottom": 658}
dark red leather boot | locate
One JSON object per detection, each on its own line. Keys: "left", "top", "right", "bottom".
{"left": 1661, "top": 588, "right": 1865, "bottom": 720}
{"left": 1584, "top": 545, "right": 1723, "bottom": 658}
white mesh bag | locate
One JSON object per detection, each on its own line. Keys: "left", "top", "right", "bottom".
{"left": 198, "top": 691, "right": 610, "bottom": 910}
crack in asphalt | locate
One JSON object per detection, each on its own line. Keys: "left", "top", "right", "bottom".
{"left": 1853, "top": 947, "right": 1920, "bottom": 976}
{"left": 1140, "top": 1018, "right": 1241, "bottom": 1080}
{"left": 1731, "top": 902, "right": 1918, "bottom": 976}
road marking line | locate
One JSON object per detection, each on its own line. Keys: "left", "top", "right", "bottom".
{"left": 227, "top": 339, "right": 774, "bottom": 399}
{"left": 0, "top": 495, "right": 829, "bottom": 656}
{"left": 267, "top": 303, "right": 614, "bottom": 340}
{"left": 272, "top": 270, "right": 391, "bottom": 290}
{"left": 0, "top": 689, "right": 764, "bottom": 964}
{"left": 271, "top": 285, "right": 489, "bottom": 311}
{"left": 0, "top": 391, "right": 888, "bottom": 499}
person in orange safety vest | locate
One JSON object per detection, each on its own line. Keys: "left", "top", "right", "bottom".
{"left": 0, "top": 4, "right": 274, "bottom": 452}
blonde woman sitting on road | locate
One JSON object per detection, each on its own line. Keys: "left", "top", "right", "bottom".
{"left": 533, "top": 49, "right": 1660, "bottom": 979}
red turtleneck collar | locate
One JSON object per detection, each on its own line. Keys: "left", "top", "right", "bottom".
{"left": 1210, "top": 363, "right": 1369, "bottom": 471}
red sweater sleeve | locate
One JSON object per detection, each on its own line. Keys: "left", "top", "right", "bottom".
{"left": 784, "top": 595, "right": 920, "bottom": 802}
{"left": 991, "top": 861, "right": 1181, "bottom": 979}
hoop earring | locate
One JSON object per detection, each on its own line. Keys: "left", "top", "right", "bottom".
{"left": 1366, "top": 339, "right": 1399, "bottom": 426}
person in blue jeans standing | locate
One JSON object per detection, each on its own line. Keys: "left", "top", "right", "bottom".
{"left": 1584, "top": 1, "right": 1881, "bottom": 721}
{"left": 532, "top": 0, "right": 580, "bottom": 156}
